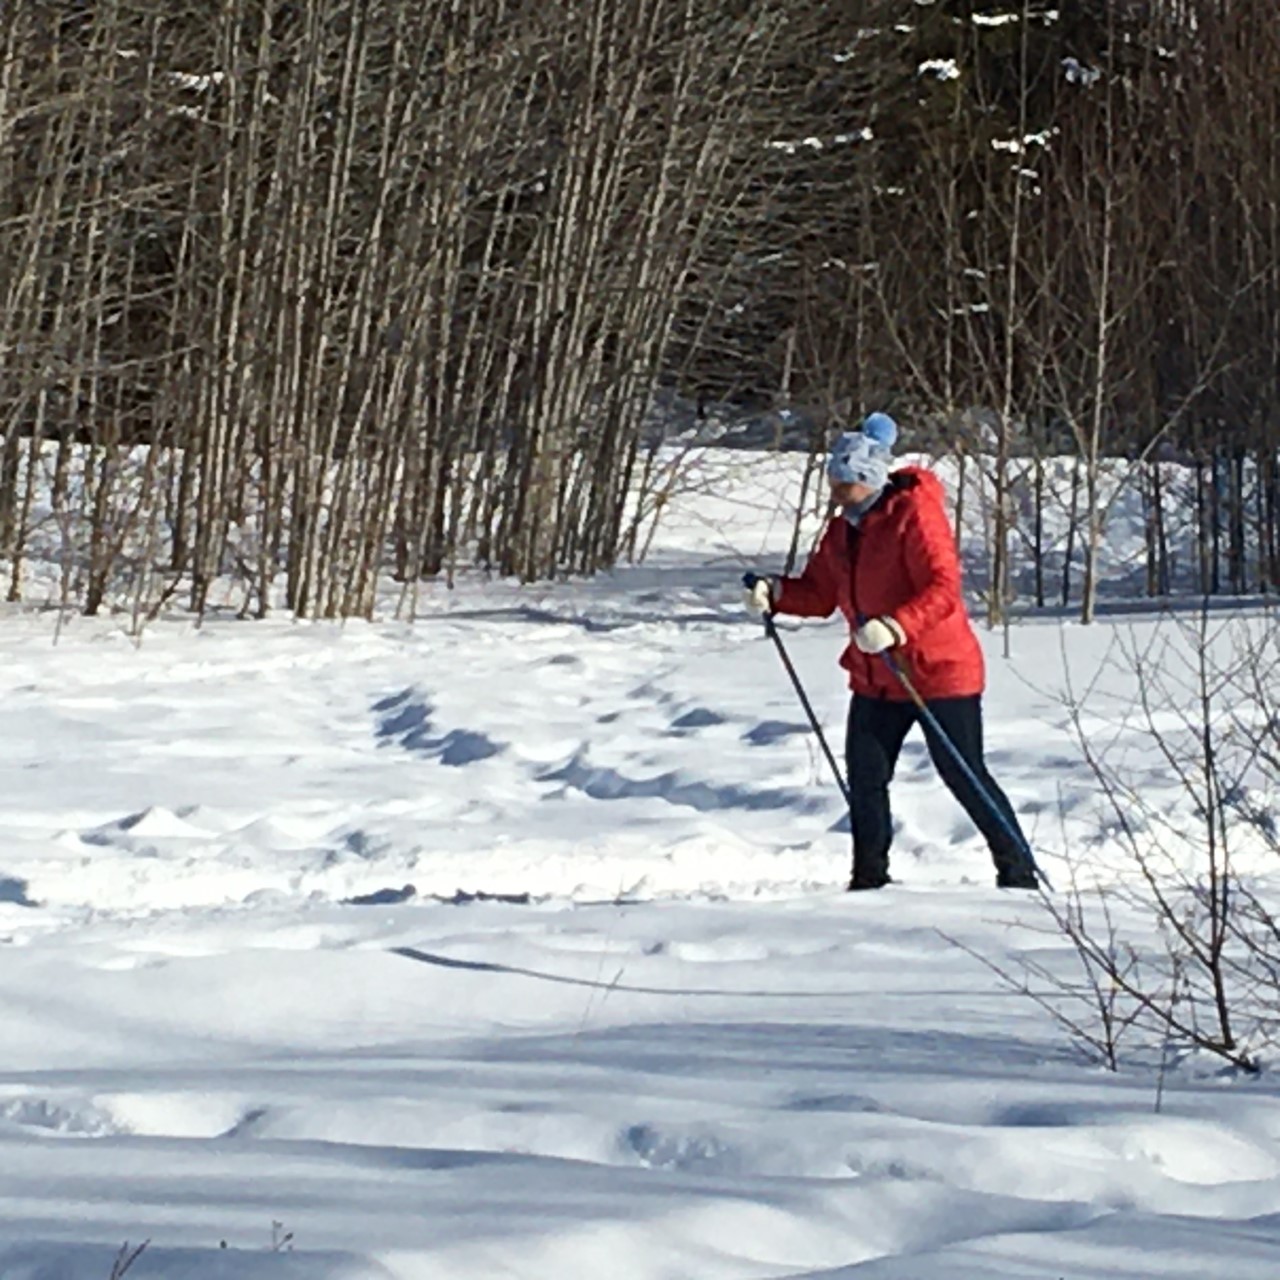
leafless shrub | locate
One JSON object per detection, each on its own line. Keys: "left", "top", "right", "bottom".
{"left": 107, "top": 1240, "right": 149, "bottom": 1280}
{"left": 1024, "top": 609, "right": 1280, "bottom": 1075}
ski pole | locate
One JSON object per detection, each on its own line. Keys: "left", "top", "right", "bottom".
{"left": 763, "top": 611, "right": 851, "bottom": 807}
{"left": 880, "top": 650, "right": 1048, "bottom": 888}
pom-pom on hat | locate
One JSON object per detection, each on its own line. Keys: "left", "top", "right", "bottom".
{"left": 860, "top": 412, "right": 898, "bottom": 449}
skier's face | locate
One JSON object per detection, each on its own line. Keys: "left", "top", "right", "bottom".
{"left": 830, "top": 478, "right": 877, "bottom": 507}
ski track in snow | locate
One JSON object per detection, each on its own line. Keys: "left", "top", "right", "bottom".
{"left": 1, "top": 452, "right": 1279, "bottom": 1278}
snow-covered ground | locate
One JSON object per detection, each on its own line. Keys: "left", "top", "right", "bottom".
{"left": 2, "top": 450, "right": 1279, "bottom": 1279}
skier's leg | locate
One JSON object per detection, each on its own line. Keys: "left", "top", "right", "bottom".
{"left": 845, "top": 694, "right": 915, "bottom": 888}
{"left": 919, "top": 695, "right": 1035, "bottom": 886}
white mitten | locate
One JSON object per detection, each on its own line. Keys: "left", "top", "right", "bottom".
{"left": 742, "top": 574, "right": 775, "bottom": 615}
{"left": 853, "top": 616, "right": 905, "bottom": 653}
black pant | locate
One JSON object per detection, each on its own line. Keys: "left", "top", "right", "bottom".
{"left": 845, "top": 693, "right": 1032, "bottom": 885}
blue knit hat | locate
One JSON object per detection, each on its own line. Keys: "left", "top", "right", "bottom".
{"left": 827, "top": 413, "right": 897, "bottom": 490}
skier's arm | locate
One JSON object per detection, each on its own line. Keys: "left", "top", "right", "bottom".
{"left": 772, "top": 524, "right": 840, "bottom": 618}
{"left": 892, "top": 494, "right": 965, "bottom": 639}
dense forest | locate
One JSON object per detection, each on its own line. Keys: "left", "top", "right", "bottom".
{"left": 1, "top": 1, "right": 1277, "bottom": 619}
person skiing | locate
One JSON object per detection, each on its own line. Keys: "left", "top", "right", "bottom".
{"left": 743, "top": 412, "right": 1038, "bottom": 891}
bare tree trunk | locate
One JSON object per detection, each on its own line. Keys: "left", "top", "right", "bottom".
{"left": 1061, "top": 456, "right": 1081, "bottom": 608}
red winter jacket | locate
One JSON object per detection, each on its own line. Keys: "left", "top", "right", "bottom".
{"left": 774, "top": 465, "right": 984, "bottom": 700}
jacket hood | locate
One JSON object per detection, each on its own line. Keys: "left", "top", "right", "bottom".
{"left": 876, "top": 463, "right": 942, "bottom": 505}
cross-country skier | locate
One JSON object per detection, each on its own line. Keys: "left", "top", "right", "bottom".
{"left": 743, "top": 412, "right": 1037, "bottom": 891}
